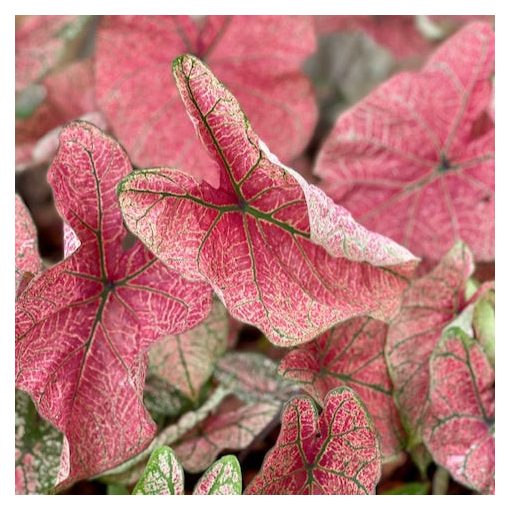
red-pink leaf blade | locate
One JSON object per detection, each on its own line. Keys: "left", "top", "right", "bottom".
{"left": 245, "top": 387, "right": 381, "bottom": 494}
{"left": 423, "top": 327, "right": 494, "bottom": 494}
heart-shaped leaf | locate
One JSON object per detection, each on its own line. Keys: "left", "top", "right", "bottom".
{"left": 386, "top": 242, "right": 474, "bottom": 443}
{"left": 215, "top": 351, "right": 297, "bottom": 404}
{"left": 149, "top": 298, "right": 228, "bottom": 402}
{"left": 193, "top": 455, "right": 242, "bottom": 495}
{"left": 15, "top": 194, "right": 41, "bottom": 292}
{"left": 423, "top": 327, "right": 495, "bottom": 494}
{"left": 15, "top": 390, "right": 63, "bottom": 494}
{"left": 16, "top": 58, "right": 107, "bottom": 171}
{"left": 132, "top": 446, "right": 184, "bottom": 495}
{"left": 173, "top": 395, "right": 279, "bottom": 473}
{"left": 15, "top": 122, "right": 212, "bottom": 487}
{"left": 245, "top": 387, "right": 381, "bottom": 494}
{"left": 279, "top": 317, "right": 404, "bottom": 458}
{"left": 96, "top": 15, "right": 317, "bottom": 185}
{"left": 118, "top": 54, "right": 418, "bottom": 346}
{"left": 315, "top": 22, "right": 494, "bottom": 261}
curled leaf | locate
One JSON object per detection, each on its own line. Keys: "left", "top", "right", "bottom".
{"left": 193, "top": 455, "right": 242, "bottom": 495}
{"left": 132, "top": 446, "right": 184, "bottom": 495}
{"left": 315, "top": 22, "right": 494, "bottom": 261}
{"left": 96, "top": 15, "right": 317, "bottom": 185}
{"left": 386, "top": 242, "right": 474, "bottom": 443}
{"left": 15, "top": 122, "right": 212, "bottom": 487}
{"left": 423, "top": 328, "right": 495, "bottom": 494}
{"left": 279, "top": 317, "right": 404, "bottom": 458}
{"left": 245, "top": 387, "right": 381, "bottom": 494}
{"left": 118, "top": 54, "right": 418, "bottom": 346}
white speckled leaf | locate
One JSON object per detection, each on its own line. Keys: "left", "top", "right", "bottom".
{"left": 193, "top": 455, "right": 242, "bottom": 495}
{"left": 15, "top": 390, "right": 63, "bottom": 494}
{"left": 132, "top": 446, "right": 184, "bottom": 495}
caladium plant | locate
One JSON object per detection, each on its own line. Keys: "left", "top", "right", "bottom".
{"left": 386, "top": 242, "right": 474, "bottom": 445}
{"left": 279, "top": 316, "right": 404, "bottom": 459}
{"left": 245, "top": 387, "right": 381, "bottom": 494}
{"left": 96, "top": 15, "right": 318, "bottom": 185}
{"left": 133, "top": 446, "right": 242, "bottom": 495}
{"left": 423, "top": 327, "right": 495, "bottom": 494}
{"left": 315, "top": 22, "right": 494, "bottom": 261}
{"left": 15, "top": 121, "right": 212, "bottom": 488}
{"left": 118, "top": 54, "right": 418, "bottom": 346}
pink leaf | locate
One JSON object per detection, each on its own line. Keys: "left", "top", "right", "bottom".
{"left": 15, "top": 195, "right": 41, "bottom": 292}
{"left": 173, "top": 395, "right": 279, "bottom": 473}
{"left": 15, "top": 16, "right": 89, "bottom": 92}
{"left": 315, "top": 23, "right": 494, "bottom": 261}
{"left": 423, "top": 327, "right": 494, "bottom": 494}
{"left": 16, "top": 58, "right": 108, "bottom": 170}
{"left": 279, "top": 317, "right": 404, "bottom": 458}
{"left": 149, "top": 299, "right": 228, "bottom": 402}
{"left": 15, "top": 121, "right": 212, "bottom": 488}
{"left": 95, "top": 15, "right": 318, "bottom": 185}
{"left": 245, "top": 387, "right": 381, "bottom": 494}
{"left": 385, "top": 242, "right": 474, "bottom": 442}
{"left": 118, "top": 54, "right": 418, "bottom": 346}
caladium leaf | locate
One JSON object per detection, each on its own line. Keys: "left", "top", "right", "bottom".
{"left": 173, "top": 395, "right": 279, "bottom": 473}
{"left": 16, "top": 58, "right": 107, "bottom": 171}
{"left": 245, "top": 387, "right": 381, "bottom": 494}
{"left": 149, "top": 299, "right": 228, "bottom": 402}
{"left": 386, "top": 242, "right": 474, "bottom": 443}
{"left": 15, "top": 122, "right": 212, "bottom": 487}
{"left": 279, "top": 317, "right": 404, "bottom": 458}
{"left": 423, "top": 327, "right": 495, "bottom": 494}
{"left": 15, "top": 390, "right": 63, "bottom": 494}
{"left": 315, "top": 22, "right": 494, "bottom": 261}
{"left": 15, "top": 194, "right": 41, "bottom": 292}
{"left": 132, "top": 446, "right": 184, "bottom": 495}
{"left": 118, "top": 54, "right": 418, "bottom": 347}
{"left": 96, "top": 15, "right": 317, "bottom": 185}
{"left": 472, "top": 286, "right": 495, "bottom": 366}
{"left": 215, "top": 351, "right": 297, "bottom": 404}
{"left": 193, "top": 455, "right": 242, "bottom": 495}
{"left": 15, "top": 16, "right": 90, "bottom": 92}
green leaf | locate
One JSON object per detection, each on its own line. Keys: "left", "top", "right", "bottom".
{"left": 132, "top": 446, "right": 184, "bottom": 495}
{"left": 15, "top": 390, "right": 63, "bottom": 494}
{"left": 473, "top": 288, "right": 495, "bottom": 366}
{"left": 193, "top": 455, "right": 242, "bottom": 495}
{"left": 107, "top": 484, "right": 130, "bottom": 495}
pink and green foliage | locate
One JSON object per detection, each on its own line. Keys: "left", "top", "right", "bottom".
{"left": 133, "top": 446, "right": 242, "bottom": 495}
{"left": 245, "top": 387, "right": 381, "bottom": 494}
{"left": 15, "top": 390, "right": 62, "bottom": 495}
{"left": 472, "top": 286, "right": 495, "bottom": 366}
{"left": 386, "top": 242, "right": 474, "bottom": 443}
{"left": 118, "top": 54, "right": 418, "bottom": 346}
{"left": 16, "top": 58, "right": 107, "bottom": 170}
{"left": 15, "top": 122, "right": 212, "bottom": 487}
{"left": 423, "top": 327, "right": 495, "bottom": 494}
{"left": 15, "top": 16, "right": 89, "bottom": 92}
{"left": 149, "top": 299, "right": 228, "bottom": 402}
{"left": 315, "top": 22, "right": 494, "bottom": 262}
{"left": 96, "top": 15, "right": 317, "bottom": 185}
{"left": 192, "top": 454, "right": 242, "bottom": 495}
{"left": 279, "top": 317, "right": 404, "bottom": 459}
{"left": 132, "top": 446, "right": 184, "bottom": 495}
{"left": 173, "top": 395, "right": 279, "bottom": 473}
{"left": 15, "top": 195, "right": 41, "bottom": 292}
{"left": 215, "top": 351, "right": 297, "bottom": 404}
